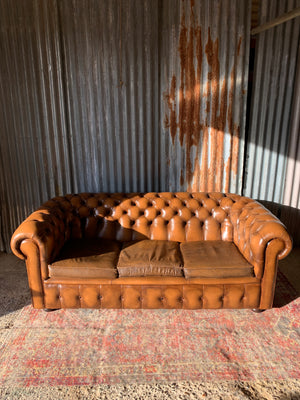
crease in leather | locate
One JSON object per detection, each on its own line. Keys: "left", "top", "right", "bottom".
{"left": 118, "top": 240, "right": 183, "bottom": 277}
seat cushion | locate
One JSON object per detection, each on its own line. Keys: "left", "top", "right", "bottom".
{"left": 49, "top": 239, "right": 120, "bottom": 279}
{"left": 180, "top": 240, "right": 255, "bottom": 279}
{"left": 117, "top": 240, "right": 183, "bottom": 277}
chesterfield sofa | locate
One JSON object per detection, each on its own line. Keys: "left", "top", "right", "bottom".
{"left": 11, "top": 192, "right": 292, "bottom": 311}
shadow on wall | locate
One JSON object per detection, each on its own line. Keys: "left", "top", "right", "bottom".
{"left": 258, "top": 200, "right": 300, "bottom": 248}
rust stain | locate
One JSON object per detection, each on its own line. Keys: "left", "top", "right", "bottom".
{"left": 224, "top": 156, "right": 231, "bottom": 193}
{"left": 232, "top": 123, "right": 240, "bottom": 176}
{"left": 164, "top": 76, "right": 177, "bottom": 144}
{"left": 164, "top": 0, "right": 203, "bottom": 187}
{"left": 215, "top": 78, "right": 228, "bottom": 190}
{"left": 205, "top": 27, "right": 220, "bottom": 191}
{"left": 180, "top": 169, "right": 185, "bottom": 186}
{"left": 237, "top": 36, "right": 242, "bottom": 57}
{"left": 191, "top": 154, "right": 200, "bottom": 191}
{"left": 164, "top": 0, "right": 243, "bottom": 192}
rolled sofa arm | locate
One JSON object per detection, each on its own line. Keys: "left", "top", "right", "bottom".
{"left": 230, "top": 200, "right": 293, "bottom": 279}
{"left": 10, "top": 200, "right": 72, "bottom": 309}
{"left": 10, "top": 206, "right": 68, "bottom": 279}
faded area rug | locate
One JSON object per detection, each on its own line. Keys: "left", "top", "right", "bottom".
{"left": 0, "top": 271, "right": 300, "bottom": 392}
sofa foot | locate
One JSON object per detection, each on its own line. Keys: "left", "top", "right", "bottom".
{"left": 43, "top": 308, "right": 58, "bottom": 312}
{"left": 252, "top": 308, "right": 265, "bottom": 313}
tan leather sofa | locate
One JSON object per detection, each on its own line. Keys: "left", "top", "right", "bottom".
{"left": 11, "top": 192, "right": 292, "bottom": 311}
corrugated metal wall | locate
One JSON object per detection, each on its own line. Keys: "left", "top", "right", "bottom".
{"left": 0, "top": 0, "right": 72, "bottom": 251}
{"left": 243, "top": 0, "right": 300, "bottom": 203}
{"left": 283, "top": 39, "right": 300, "bottom": 209}
{"left": 0, "top": 0, "right": 251, "bottom": 252}
{"left": 58, "top": 0, "right": 162, "bottom": 194}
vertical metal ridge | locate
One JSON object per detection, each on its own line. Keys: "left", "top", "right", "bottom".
{"left": 56, "top": 0, "right": 73, "bottom": 194}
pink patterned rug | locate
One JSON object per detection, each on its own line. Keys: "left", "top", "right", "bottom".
{"left": 0, "top": 271, "right": 299, "bottom": 387}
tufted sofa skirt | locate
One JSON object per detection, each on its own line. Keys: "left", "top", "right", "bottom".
{"left": 11, "top": 192, "right": 292, "bottom": 310}
{"left": 43, "top": 281, "right": 262, "bottom": 309}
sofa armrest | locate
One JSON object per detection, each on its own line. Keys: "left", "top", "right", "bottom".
{"left": 230, "top": 200, "right": 292, "bottom": 279}
{"left": 10, "top": 208, "right": 67, "bottom": 277}
{"left": 11, "top": 203, "right": 70, "bottom": 309}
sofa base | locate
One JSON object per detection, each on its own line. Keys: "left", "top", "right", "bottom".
{"left": 42, "top": 280, "right": 261, "bottom": 310}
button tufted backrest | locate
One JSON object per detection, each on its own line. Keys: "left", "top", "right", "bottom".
{"left": 40, "top": 192, "right": 254, "bottom": 244}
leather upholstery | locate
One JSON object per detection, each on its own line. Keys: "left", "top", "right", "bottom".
{"left": 10, "top": 192, "right": 293, "bottom": 310}
{"left": 117, "top": 240, "right": 183, "bottom": 277}
{"left": 43, "top": 282, "right": 261, "bottom": 309}
{"left": 230, "top": 201, "right": 292, "bottom": 278}
{"left": 180, "top": 241, "right": 254, "bottom": 278}
{"left": 49, "top": 239, "right": 119, "bottom": 279}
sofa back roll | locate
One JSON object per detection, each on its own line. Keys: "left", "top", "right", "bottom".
{"left": 40, "top": 192, "right": 251, "bottom": 244}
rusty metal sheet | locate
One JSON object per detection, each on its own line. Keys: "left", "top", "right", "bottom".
{"left": 163, "top": 0, "right": 251, "bottom": 192}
